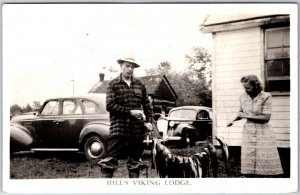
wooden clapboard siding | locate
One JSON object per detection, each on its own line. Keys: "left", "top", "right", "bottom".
{"left": 216, "top": 63, "right": 261, "bottom": 74}
{"left": 276, "top": 141, "right": 290, "bottom": 148}
{"left": 216, "top": 57, "right": 261, "bottom": 65}
{"left": 272, "top": 96, "right": 290, "bottom": 106}
{"left": 270, "top": 96, "right": 290, "bottom": 147}
{"left": 215, "top": 27, "right": 262, "bottom": 37}
{"left": 216, "top": 89, "right": 244, "bottom": 96}
{"left": 216, "top": 121, "right": 290, "bottom": 131}
{"left": 271, "top": 112, "right": 290, "bottom": 120}
{"left": 272, "top": 105, "right": 290, "bottom": 112}
{"left": 274, "top": 132, "right": 290, "bottom": 140}
{"left": 218, "top": 112, "right": 290, "bottom": 120}
{"left": 213, "top": 27, "right": 261, "bottom": 147}
{"left": 214, "top": 138, "right": 290, "bottom": 148}
{"left": 272, "top": 120, "right": 290, "bottom": 128}
{"left": 270, "top": 99, "right": 290, "bottom": 146}
{"left": 216, "top": 70, "right": 262, "bottom": 78}
{"left": 212, "top": 26, "right": 290, "bottom": 148}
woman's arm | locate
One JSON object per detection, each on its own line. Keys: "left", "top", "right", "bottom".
{"left": 227, "top": 98, "right": 244, "bottom": 126}
{"left": 230, "top": 94, "right": 272, "bottom": 123}
{"left": 238, "top": 112, "right": 271, "bottom": 122}
{"left": 241, "top": 93, "right": 272, "bottom": 122}
{"left": 228, "top": 109, "right": 271, "bottom": 126}
{"left": 227, "top": 112, "right": 243, "bottom": 126}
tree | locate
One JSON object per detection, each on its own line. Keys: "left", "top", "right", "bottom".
{"left": 145, "top": 60, "right": 172, "bottom": 76}
{"left": 32, "top": 101, "right": 42, "bottom": 110}
{"left": 158, "top": 61, "right": 172, "bottom": 73}
{"left": 185, "top": 46, "right": 212, "bottom": 86}
{"left": 185, "top": 47, "right": 212, "bottom": 107}
{"left": 144, "top": 48, "right": 212, "bottom": 107}
{"left": 23, "top": 103, "right": 33, "bottom": 112}
{"left": 166, "top": 72, "right": 201, "bottom": 106}
{"left": 10, "top": 104, "right": 23, "bottom": 116}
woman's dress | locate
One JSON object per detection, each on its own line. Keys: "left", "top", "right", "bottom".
{"left": 240, "top": 91, "right": 283, "bottom": 175}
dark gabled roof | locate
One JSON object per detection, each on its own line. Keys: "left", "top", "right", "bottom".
{"left": 88, "top": 74, "right": 178, "bottom": 101}
{"left": 138, "top": 75, "right": 162, "bottom": 94}
{"left": 153, "top": 75, "right": 178, "bottom": 101}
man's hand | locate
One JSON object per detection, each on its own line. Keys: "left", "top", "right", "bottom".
{"left": 144, "top": 122, "right": 153, "bottom": 131}
{"left": 130, "top": 110, "right": 144, "bottom": 120}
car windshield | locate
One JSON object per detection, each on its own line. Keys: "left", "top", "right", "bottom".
{"left": 168, "top": 109, "right": 196, "bottom": 120}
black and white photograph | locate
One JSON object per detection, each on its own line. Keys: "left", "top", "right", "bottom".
{"left": 2, "top": 3, "right": 298, "bottom": 193}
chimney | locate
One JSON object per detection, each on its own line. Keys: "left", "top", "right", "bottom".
{"left": 99, "top": 73, "right": 105, "bottom": 82}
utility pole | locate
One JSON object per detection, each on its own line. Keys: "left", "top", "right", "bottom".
{"left": 71, "top": 79, "right": 74, "bottom": 94}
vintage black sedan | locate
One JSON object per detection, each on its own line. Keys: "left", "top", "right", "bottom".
{"left": 156, "top": 106, "right": 213, "bottom": 145}
{"left": 10, "top": 94, "right": 109, "bottom": 161}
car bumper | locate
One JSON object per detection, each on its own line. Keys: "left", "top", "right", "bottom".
{"left": 143, "top": 135, "right": 190, "bottom": 146}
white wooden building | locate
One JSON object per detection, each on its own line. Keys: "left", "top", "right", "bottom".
{"left": 200, "top": 14, "right": 290, "bottom": 148}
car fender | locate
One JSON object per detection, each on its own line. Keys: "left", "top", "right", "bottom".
{"left": 10, "top": 123, "right": 34, "bottom": 152}
{"left": 79, "top": 122, "right": 109, "bottom": 146}
{"left": 173, "top": 123, "right": 195, "bottom": 135}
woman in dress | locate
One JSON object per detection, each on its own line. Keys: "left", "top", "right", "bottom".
{"left": 227, "top": 75, "right": 283, "bottom": 177}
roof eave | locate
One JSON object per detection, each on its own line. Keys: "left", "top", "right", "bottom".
{"left": 200, "top": 15, "right": 289, "bottom": 33}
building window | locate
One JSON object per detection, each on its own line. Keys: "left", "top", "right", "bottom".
{"left": 265, "top": 27, "right": 290, "bottom": 93}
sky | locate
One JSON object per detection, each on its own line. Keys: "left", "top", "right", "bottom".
{"left": 3, "top": 3, "right": 292, "bottom": 107}
{"left": 4, "top": 4, "right": 215, "bottom": 106}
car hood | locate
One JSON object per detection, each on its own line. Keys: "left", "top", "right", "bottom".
{"left": 159, "top": 116, "right": 195, "bottom": 121}
{"left": 11, "top": 114, "right": 37, "bottom": 123}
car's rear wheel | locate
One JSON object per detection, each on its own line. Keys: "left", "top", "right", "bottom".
{"left": 83, "top": 135, "right": 106, "bottom": 161}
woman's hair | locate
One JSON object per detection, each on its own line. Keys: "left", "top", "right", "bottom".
{"left": 240, "top": 75, "right": 263, "bottom": 93}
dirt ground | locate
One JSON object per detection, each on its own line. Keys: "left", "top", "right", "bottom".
{"left": 10, "top": 146, "right": 289, "bottom": 179}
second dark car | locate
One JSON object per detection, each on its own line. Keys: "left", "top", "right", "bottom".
{"left": 156, "top": 106, "right": 213, "bottom": 145}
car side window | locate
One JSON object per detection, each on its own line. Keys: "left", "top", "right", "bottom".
{"left": 63, "top": 100, "right": 82, "bottom": 115}
{"left": 197, "top": 110, "right": 209, "bottom": 120}
{"left": 82, "top": 100, "right": 101, "bottom": 114}
{"left": 40, "top": 101, "right": 59, "bottom": 115}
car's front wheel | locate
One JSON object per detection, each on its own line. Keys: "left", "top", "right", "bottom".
{"left": 83, "top": 135, "right": 106, "bottom": 161}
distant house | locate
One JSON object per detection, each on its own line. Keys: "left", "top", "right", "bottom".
{"left": 200, "top": 14, "right": 290, "bottom": 148}
{"left": 89, "top": 73, "right": 178, "bottom": 114}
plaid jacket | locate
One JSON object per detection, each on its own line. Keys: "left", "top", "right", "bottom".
{"left": 106, "top": 74, "right": 153, "bottom": 138}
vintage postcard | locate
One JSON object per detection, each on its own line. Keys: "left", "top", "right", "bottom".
{"left": 2, "top": 3, "right": 298, "bottom": 194}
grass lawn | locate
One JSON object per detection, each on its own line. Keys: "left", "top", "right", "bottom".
{"left": 10, "top": 145, "right": 289, "bottom": 179}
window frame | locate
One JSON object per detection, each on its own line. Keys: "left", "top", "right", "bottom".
{"left": 264, "top": 26, "right": 290, "bottom": 95}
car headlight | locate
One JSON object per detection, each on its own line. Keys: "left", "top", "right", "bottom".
{"left": 169, "top": 121, "right": 175, "bottom": 127}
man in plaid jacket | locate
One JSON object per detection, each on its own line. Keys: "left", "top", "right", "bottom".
{"left": 98, "top": 54, "right": 153, "bottom": 178}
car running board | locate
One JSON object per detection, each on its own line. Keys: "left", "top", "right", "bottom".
{"left": 31, "top": 148, "right": 79, "bottom": 151}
